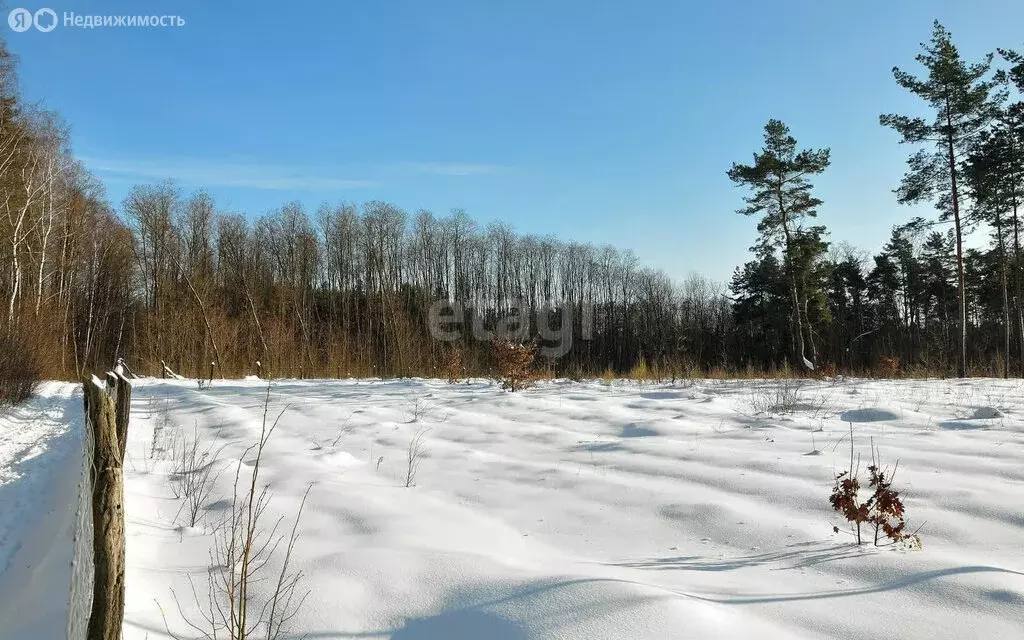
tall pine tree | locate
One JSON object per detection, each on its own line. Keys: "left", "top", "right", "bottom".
{"left": 965, "top": 131, "right": 1016, "bottom": 376}
{"left": 728, "top": 120, "right": 830, "bottom": 370}
{"left": 880, "top": 21, "right": 1003, "bottom": 377}
{"left": 996, "top": 46, "right": 1024, "bottom": 374}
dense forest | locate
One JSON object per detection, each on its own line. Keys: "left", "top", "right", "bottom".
{"left": 2, "top": 23, "right": 1023, "bottom": 382}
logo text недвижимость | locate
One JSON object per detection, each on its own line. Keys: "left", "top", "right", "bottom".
{"left": 8, "top": 8, "right": 185, "bottom": 33}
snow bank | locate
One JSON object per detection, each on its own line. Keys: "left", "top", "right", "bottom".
{"left": 0, "top": 382, "right": 85, "bottom": 639}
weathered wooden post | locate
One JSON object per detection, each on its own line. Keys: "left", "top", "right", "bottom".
{"left": 209, "top": 361, "right": 215, "bottom": 385}
{"left": 83, "top": 376, "right": 127, "bottom": 640}
{"left": 256, "top": 360, "right": 262, "bottom": 379}
{"left": 104, "top": 372, "right": 132, "bottom": 461}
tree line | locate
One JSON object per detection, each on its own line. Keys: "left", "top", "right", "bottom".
{"left": 0, "top": 23, "right": 1021, "bottom": 382}
{"left": 730, "top": 23, "right": 1024, "bottom": 378}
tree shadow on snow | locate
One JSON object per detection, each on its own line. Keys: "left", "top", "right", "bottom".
{"left": 610, "top": 543, "right": 1024, "bottom": 606}
{"left": 573, "top": 440, "right": 624, "bottom": 453}
{"left": 611, "top": 541, "right": 869, "bottom": 572}
{"left": 275, "top": 577, "right": 666, "bottom": 639}
{"left": 839, "top": 408, "right": 899, "bottom": 422}
{"left": 620, "top": 423, "right": 660, "bottom": 438}
{"left": 390, "top": 610, "right": 528, "bottom": 640}
{"left": 687, "top": 564, "right": 1024, "bottom": 605}
{"left": 640, "top": 391, "right": 685, "bottom": 400}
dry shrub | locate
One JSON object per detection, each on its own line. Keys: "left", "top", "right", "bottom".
{"left": 567, "top": 362, "right": 585, "bottom": 382}
{"left": 533, "top": 363, "right": 555, "bottom": 381}
{"left": 902, "top": 362, "right": 949, "bottom": 379}
{"left": 818, "top": 363, "right": 837, "bottom": 379}
{"left": 969, "top": 361, "right": 995, "bottom": 377}
{"left": 163, "top": 385, "right": 310, "bottom": 640}
{"left": 170, "top": 424, "right": 222, "bottom": 527}
{"left": 864, "top": 462, "right": 911, "bottom": 545}
{"left": 705, "top": 365, "right": 730, "bottom": 379}
{"left": 492, "top": 339, "right": 536, "bottom": 392}
{"left": 746, "top": 379, "right": 803, "bottom": 415}
{"left": 445, "top": 348, "right": 462, "bottom": 384}
{"left": 627, "top": 358, "right": 651, "bottom": 380}
{"left": 830, "top": 424, "right": 920, "bottom": 547}
{"left": 830, "top": 469, "right": 868, "bottom": 543}
{"left": 405, "top": 427, "right": 430, "bottom": 487}
{"left": 877, "top": 356, "right": 900, "bottom": 378}
{"left": 0, "top": 331, "right": 40, "bottom": 406}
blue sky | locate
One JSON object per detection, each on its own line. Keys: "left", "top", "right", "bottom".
{"left": 6, "top": 0, "right": 1024, "bottom": 282}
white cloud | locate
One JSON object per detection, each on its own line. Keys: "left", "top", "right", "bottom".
{"left": 82, "top": 156, "right": 512, "bottom": 190}
{"left": 82, "top": 156, "right": 379, "bottom": 190}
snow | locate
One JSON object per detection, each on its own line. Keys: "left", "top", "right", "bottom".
{"left": 0, "top": 382, "right": 84, "bottom": 639}
{"left": 2, "top": 377, "right": 1022, "bottom": 639}
{"left": 116, "top": 377, "right": 1024, "bottom": 640}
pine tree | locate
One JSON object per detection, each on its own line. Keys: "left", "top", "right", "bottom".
{"left": 919, "top": 231, "right": 958, "bottom": 364}
{"left": 823, "top": 249, "right": 869, "bottom": 370}
{"left": 965, "top": 131, "right": 1016, "bottom": 376}
{"left": 789, "top": 225, "right": 832, "bottom": 365}
{"left": 880, "top": 21, "right": 1004, "bottom": 377}
{"left": 730, "top": 251, "right": 790, "bottom": 367}
{"left": 996, "top": 46, "right": 1024, "bottom": 374}
{"left": 728, "top": 120, "right": 831, "bottom": 370}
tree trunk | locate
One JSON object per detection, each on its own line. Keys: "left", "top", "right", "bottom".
{"left": 173, "top": 255, "right": 222, "bottom": 372}
{"left": 243, "top": 279, "right": 270, "bottom": 375}
{"left": 780, "top": 212, "right": 808, "bottom": 370}
{"left": 996, "top": 205, "right": 1010, "bottom": 378}
{"left": 1011, "top": 143, "right": 1023, "bottom": 377}
{"left": 946, "top": 128, "right": 968, "bottom": 378}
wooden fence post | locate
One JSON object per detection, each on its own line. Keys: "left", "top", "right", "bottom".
{"left": 84, "top": 376, "right": 128, "bottom": 640}
{"left": 105, "top": 372, "right": 132, "bottom": 462}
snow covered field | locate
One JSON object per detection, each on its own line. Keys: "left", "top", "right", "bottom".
{"left": 114, "top": 377, "right": 1023, "bottom": 640}
{"left": 2, "top": 377, "right": 1023, "bottom": 639}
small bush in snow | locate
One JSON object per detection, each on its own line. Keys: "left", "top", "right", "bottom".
{"left": 746, "top": 379, "right": 803, "bottom": 415}
{"left": 170, "top": 424, "right": 222, "bottom": 527}
{"left": 877, "top": 356, "right": 900, "bottom": 378}
{"left": 830, "top": 424, "right": 920, "bottom": 547}
{"left": 404, "top": 395, "right": 442, "bottom": 423}
{"left": 162, "top": 384, "right": 310, "bottom": 640}
{"left": 405, "top": 427, "right": 430, "bottom": 487}
{"left": 864, "top": 462, "right": 913, "bottom": 545}
{"left": 492, "top": 339, "right": 537, "bottom": 392}
{"left": 830, "top": 469, "right": 869, "bottom": 544}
